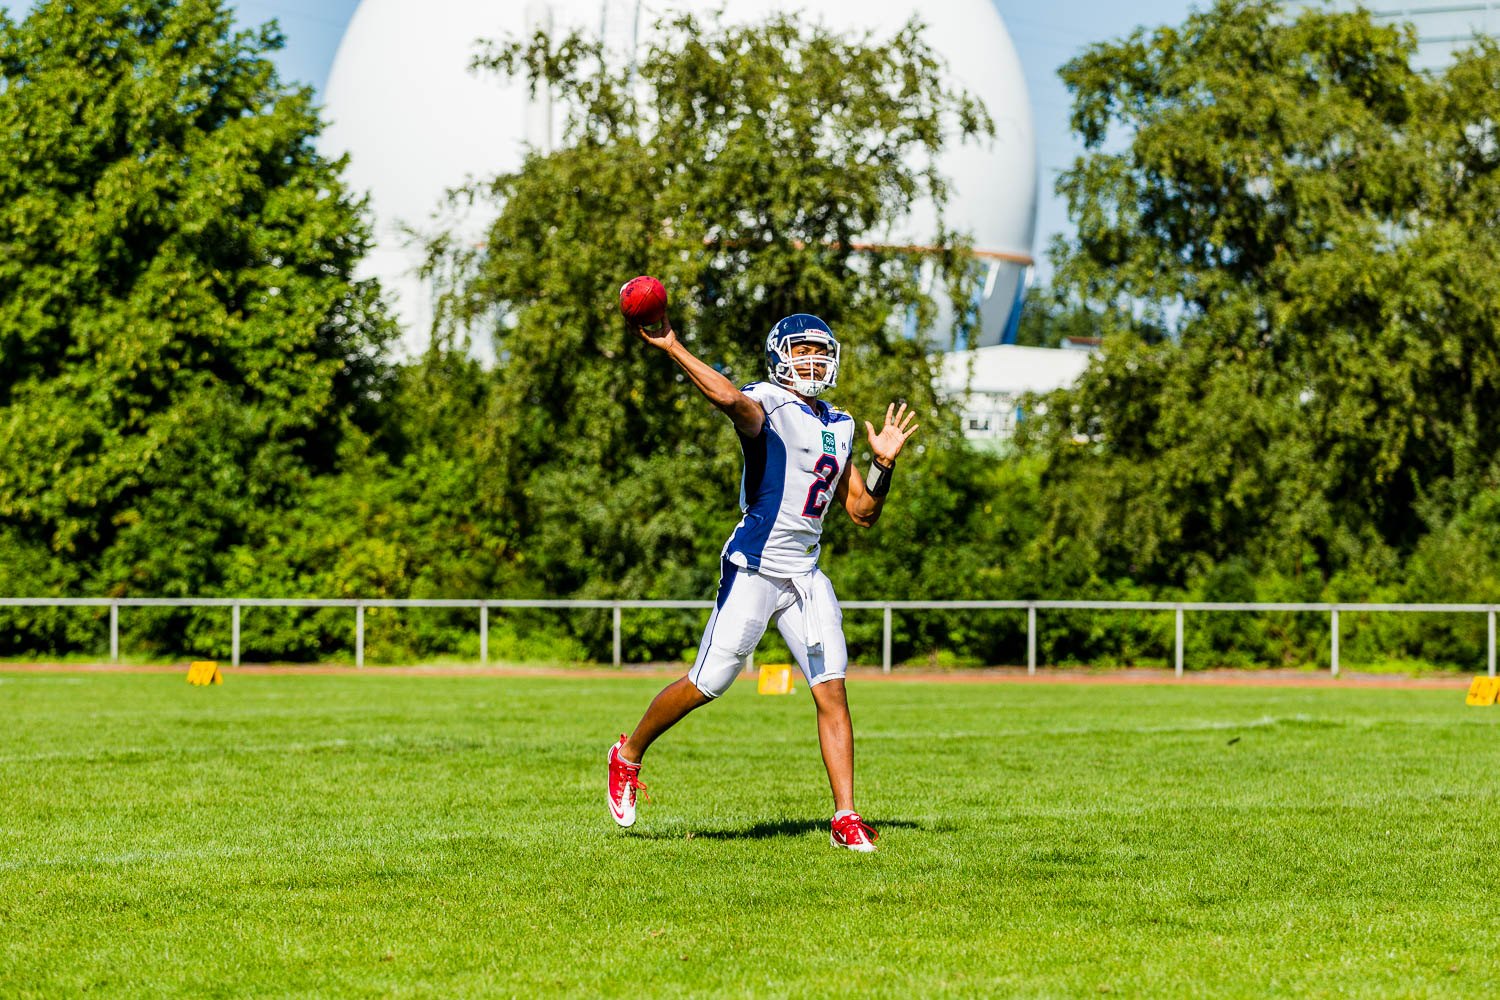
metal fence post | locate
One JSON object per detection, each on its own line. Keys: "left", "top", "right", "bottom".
{"left": 882, "top": 605, "right": 892, "bottom": 674}
{"left": 355, "top": 604, "right": 364, "bottom": 668}
{"left": 1027, "top": 604, "right": 1036, "bottom": 675}
{"left": 109, "top": 602, "right": 118, "bottom": 662}
{"left": 1330, "top": 607, "right": 1339, "bottom": 676}
{"left": 231, "top": 603, "right": 240, "bottom": 668}
{"left": 1175, "top": 606, "right": 1184, "bottom": 677}
{"left": 612, "top": 604, "right": 622, "bottom": 668}
{"left": 480, "top": 605, "right": 488, "bottom": 665}
{"left": 1489, "top": 608, "right": 1495, "bottom": 679}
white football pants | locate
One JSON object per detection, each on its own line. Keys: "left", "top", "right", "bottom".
{"left": 687, "top": 558, "right": 848, "bottom": 698}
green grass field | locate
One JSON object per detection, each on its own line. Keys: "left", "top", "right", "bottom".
{"left": 4, "top": 669, "right": 1500, "bottom": 998}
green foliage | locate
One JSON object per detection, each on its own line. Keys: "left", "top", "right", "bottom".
{"left": 1011, "top": 284, "right": 1101, "bottom": 349}
{"left": 0, "top": 0, "right": 394, "bottom": 631}
{"left": 7, "top": 0, "right": 1500, "bottom": 671}
{"left": 1022, "top": 1, "right": 1500, "bottom": 604}
{"left": 409, "top": 11, "right": 1001, "bottom": 659}
{"left": 0, "top": 5, "right": 1027, "bottom": 665}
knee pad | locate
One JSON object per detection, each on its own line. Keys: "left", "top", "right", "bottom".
{"left": 689, "top": 645, "right": 745, "bottom": 699}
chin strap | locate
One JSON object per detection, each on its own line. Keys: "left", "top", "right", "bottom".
{"left": 866, "top": 458, "right": 894, "bottom": 498}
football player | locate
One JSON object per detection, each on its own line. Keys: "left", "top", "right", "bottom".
{"left": 607, "top": 312, "right": 917, "bottom": 852}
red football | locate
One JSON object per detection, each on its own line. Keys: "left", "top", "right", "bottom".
{"left": 619, "top": 275, "right": 667, "bottom": 327}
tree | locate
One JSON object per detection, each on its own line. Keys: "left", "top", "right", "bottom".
{"left": 0, "top": 0, "right": 393, "bottom": 619}
{"left": 1024, "top": 0, "right": 1500, "bottom": 590}
{"left": 1011, "top": 284, "right": 1109, "bottom": 349}
{"left": 422, "top": 12, "right": 998, "bottom": 639}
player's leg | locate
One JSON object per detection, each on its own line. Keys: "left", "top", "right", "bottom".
{"left": 622, "top": 558, "right": 749, "bottom": 759}
{"left": 808, "top": 678, "right": 854, "bottom": 813}
{"left": 609, "top": 559, "right": 776, "bottom": 826}
{"left": 776, "top": 591, "right": 853, "bottom": 811}
{"left": 619, "top": 677, "right": 711, "bottom": 764}
{"left": 776, "top": 571, "right": 875, "bottom": 851}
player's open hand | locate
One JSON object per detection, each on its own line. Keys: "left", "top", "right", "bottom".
{"left": 632, "top": 314, "right": 677, "bottom": 352}
{"left": 865, "top": 402, "right": 919, "bottom": 465}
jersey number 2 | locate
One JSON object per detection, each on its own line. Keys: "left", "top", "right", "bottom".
{"left": 802, "top": 455, "right": 840, "bottom": 518}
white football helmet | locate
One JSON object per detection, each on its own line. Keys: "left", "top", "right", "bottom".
{"left": 766, "top": 314, "right": 840, "bottom": 397}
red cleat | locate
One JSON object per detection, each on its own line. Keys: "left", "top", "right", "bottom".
{"left": 831, "top": 812, "right": 879, "bottom": 853}
{"left": 607, "top": 734, "right": 648, "bottom": 827}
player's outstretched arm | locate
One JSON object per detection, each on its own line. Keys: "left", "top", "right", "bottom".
{"left": 632, "top": 315, "right": 764, "bottom": 437}
{"left": 835, "top": 402, "right": 919, "bottom": 528}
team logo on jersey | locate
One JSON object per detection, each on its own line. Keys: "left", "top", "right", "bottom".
{"left": 821, "top": 432, "right": 836, "bottom": 455}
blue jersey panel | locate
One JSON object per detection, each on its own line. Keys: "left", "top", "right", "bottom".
{"left": 726, "top": 421, "right": 788, "bottom": 571}
{"left": 722, "top": 381, "right": 856, "bottom": 576}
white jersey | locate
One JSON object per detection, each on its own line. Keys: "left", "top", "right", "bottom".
{"left": 722, "top": 381, "right": 857, "bottom": 576}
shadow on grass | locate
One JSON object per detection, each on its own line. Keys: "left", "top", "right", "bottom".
{"left": 633, "top": 817, "right": 949, "bottom": 841}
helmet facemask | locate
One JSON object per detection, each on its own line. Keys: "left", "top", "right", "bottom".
{"left": 767, "top": 329, "right": 840, "bottom": 397}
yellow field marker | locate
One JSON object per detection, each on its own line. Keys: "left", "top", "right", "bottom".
{"left": 757, "top": 663, "right": 795, "bottom": 695}
{"left": 187, "top": 660, "right": 223, "bottom": 686}
{"left": 1465, "top": 677, "right": 1496, "bottom": 706}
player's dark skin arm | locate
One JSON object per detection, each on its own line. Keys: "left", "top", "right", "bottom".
{"left": 620, "top": 313, "right": 757, "bottom": 763}
{"left": 835, "top": 402, "right": 919, "bottom": 528}
{"left": 632, "top": 315, "right": 764, "bottom": 437}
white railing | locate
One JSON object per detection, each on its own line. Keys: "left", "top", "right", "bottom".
{"left": 1, "top": 597, "right": 1496, "bottom": 676}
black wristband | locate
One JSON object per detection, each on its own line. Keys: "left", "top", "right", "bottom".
{"left": 866, "top": 458, "right": 894, "bottom": 498}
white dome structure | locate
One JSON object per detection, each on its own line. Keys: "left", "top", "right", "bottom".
{"left": 320, "top": 0, "right": 1038, "bottom": 357}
